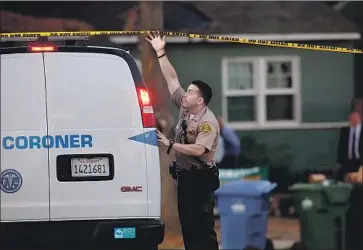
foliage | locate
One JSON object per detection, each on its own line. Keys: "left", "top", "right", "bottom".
{"left": 238, "top": 135, "right": 295, "bottom": 193}
{"left": 239, "top": 135, "right": 293, "bottom": 169}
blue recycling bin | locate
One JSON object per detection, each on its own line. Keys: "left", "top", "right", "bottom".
{"left": 215, "top": 180, "right": 277, "bottom": 250}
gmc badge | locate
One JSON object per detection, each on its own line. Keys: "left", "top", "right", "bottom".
{"left": 121, "top": 186, "right": 143, "bottom": 192}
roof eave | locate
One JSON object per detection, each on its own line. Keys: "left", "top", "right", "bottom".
{"left": 334, "top": 1, "right": 351, "bottom": 11}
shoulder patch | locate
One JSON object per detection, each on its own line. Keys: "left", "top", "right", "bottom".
{"left": 200, "top": 122, "right": 212, "bottom": 133}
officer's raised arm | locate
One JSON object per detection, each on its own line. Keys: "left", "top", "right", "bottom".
{"left": 145, "top": 32, "right": 185, "bottom": 108}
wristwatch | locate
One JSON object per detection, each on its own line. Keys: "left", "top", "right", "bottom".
{"left": 158, "top": 52, "right": 166, "bottom": 59}
{"left": 167, "top": 140, "right": 175, "bottom": 154}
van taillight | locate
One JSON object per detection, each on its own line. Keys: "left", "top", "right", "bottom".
{"left": 137, "top": 87, "right": 156, "bottom": 128}
{"left": 28, "top": 45, "right": 56, "bottom": 52}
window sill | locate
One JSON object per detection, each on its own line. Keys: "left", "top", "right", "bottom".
{"left": 226, "top": 121, "right": 349, "bottom": 131}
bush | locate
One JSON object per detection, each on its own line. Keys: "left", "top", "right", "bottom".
{"left": 238, "top": 135, "right": 294, "bottom": 193}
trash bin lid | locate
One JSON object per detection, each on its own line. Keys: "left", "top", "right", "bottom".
{"left": 289, "top": 182, "right": 352, "bottom": 192}
{"left": 219, "top": 167, "right": 261, "bottom": 180}
{"left": 289, "top": 182, "right": 353, "bottom": 204}
{"left": 215, "top": 179, "right": 277, "bottom": 197}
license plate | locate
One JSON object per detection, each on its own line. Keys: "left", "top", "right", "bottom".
{"left": 71, "top": 157, "right": 110, "bottom": 177}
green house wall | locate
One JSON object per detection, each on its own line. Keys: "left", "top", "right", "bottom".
{"left": 125, "top": 41, "right": 355, "bottom": 172}
{"left": 340, "top": 2, "right": 363, "bottom": 98}
{"left": 164, "top": 43, "right": 354, "bottom": 123}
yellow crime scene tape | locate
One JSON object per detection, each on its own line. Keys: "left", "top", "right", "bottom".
{"left": 1, "top": 30, "right": 363, "bottom": 54}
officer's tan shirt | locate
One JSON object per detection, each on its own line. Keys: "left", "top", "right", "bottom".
{"left": 172, "top": 86, "right": 220, "bottom": 169}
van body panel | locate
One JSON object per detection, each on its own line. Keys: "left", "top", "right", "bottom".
{"left": 43, "top": 52, "right": 148, "bottom": 220}
{"left": 143, "top": 129, "right": 161, "bottom": 217}
{"left": 0, "top": 46, "right": 164, "bottom": 247}
{"left": 0, "top": 53, "right": 50, "bottom": 222}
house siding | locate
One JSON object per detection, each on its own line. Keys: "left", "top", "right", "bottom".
{"left": 163, "top": 43, "right": 355, "bottom": 123}
{"left": 340, "top": 2, "right": 363, "bottom": 98}
{"left": 236, "top": 128, "right": 340, "bottom": 172}
{"left": 125, "top": 41, "right": 354, "bottom": 171}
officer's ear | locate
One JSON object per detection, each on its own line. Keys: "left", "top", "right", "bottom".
{"left": 197, "top": 96, "right": 204, "bottom": 105}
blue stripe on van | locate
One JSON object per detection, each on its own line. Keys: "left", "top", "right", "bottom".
{"left": 128, "top": 130, "right": 158, "bottom": 147}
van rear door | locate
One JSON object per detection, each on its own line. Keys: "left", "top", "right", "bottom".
{"left": 43, "top": 48, "right": 149, "bottom": 220}
{"left": 0, "top": 53, "right": 49, "bottom": 222}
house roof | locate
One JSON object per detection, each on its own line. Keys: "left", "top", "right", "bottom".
{"left": 111, "top": 1, "right": 361, "bottom": 43}
{"left": 191, "top": 1, "right": 359, "bottom": 34}
{"left": 0, "top": 2, "right": 211, "bottom": 32}
{"left": 0, "top": 10, "right": 94, "bottom": 32}
{"left": 0, "top": 1, "right": 360, "bottom": 42}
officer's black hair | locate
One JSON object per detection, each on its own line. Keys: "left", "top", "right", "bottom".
{"left": 191, "top": 80, "right": 212, "bottom": 106}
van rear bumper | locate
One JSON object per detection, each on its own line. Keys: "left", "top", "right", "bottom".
{"left": 0, "top": 218, "right": 165, "bottom": 247}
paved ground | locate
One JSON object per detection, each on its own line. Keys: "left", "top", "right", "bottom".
{"left": 265, "top": 217, "right": 300, "bottom": 249}
{"left": 160, "top": 217, "right": 300, "bottom": 249}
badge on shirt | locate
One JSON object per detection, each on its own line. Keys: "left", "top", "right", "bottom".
{"left": 200, "top": 122, "right": 212, "bottom": 133}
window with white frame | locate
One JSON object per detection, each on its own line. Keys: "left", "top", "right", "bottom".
{"left": 222, "top": 56, "right": 301, "bottom": 128}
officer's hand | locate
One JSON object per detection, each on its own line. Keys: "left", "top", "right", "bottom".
{"left": 157, "top": 129, "right": 170, "bottom": 147}
{"left": 145, "top": 31, "right": 166, "bottom": 53}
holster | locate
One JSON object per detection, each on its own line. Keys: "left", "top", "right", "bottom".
{"left": 201, "top": 163, "right": 220, "bottom": 192}
{"left": 169, "top": 161, "right": 179, "bottom": 180}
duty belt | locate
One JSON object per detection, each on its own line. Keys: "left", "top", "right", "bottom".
{"left": 169, "top": 161, "right": 220, "bottom": 192}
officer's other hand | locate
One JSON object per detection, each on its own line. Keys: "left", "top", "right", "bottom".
{"left": 145, "top": 31, "right": 166, "bottom": 53}
{"left": 157, "top": 129, "right": 170, "bottom": 147}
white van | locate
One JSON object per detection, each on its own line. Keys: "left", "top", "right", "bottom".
{"left": 0, "top": 38, "right": 164, "bottom": 249}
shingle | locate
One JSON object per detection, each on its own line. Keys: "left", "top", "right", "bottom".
{"left": 0, "top": 10, "right": 94, "bottom": 32}
{"left": 0, "top": 2, "right": 135, "bottom": 30}
{"left": 191, "top": 1, "right": 360, "bottom": 34}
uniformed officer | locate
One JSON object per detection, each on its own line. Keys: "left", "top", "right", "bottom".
{"left": 146, "top": 32, "right": 220, "bottom": 250}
